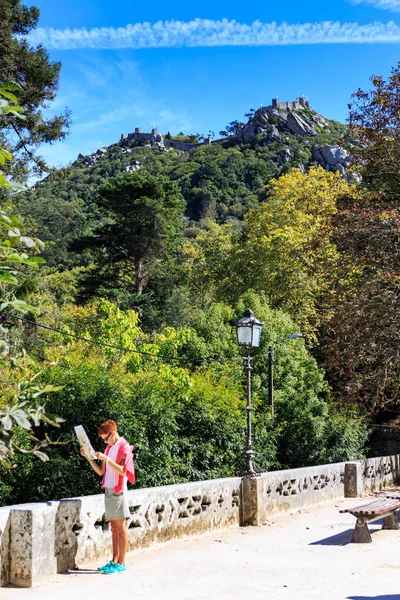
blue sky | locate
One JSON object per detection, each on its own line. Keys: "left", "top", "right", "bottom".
{"left": 25, "top": 0, "right": 400, "bottom": 169}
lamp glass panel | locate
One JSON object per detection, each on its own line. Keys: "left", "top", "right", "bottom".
{"left": 237, "top": 325, "right": 253, "bottom": 346}
{"left": 252, "top": 324, "right": 262, "bottom": 347}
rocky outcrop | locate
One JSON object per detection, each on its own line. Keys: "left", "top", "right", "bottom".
{"left": 286, "top": 112, "right": 317, "bottom": 137}
{"left": 239, "top": 98, "right": 325, "bottom": 143}
{"left": 242, "top": 122, "right": 257, "bottom": 142}
{"left": 315, "top": 145, "right": 350, "bottom": 167}
{"left": 277, "top": 148, "right": 291, "bottom": 165}
{"left": 125, "top": 160, "right": 141, "bottom": 173}
{"left": 79, "top": 146, "right": 110, "bottom": 168}
{"left": 269, "top": 124, "right": 282, "bottom": 142}
{"left": 312, "top": 145, "right": 352, "bottom": 175}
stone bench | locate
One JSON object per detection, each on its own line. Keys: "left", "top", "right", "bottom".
{"left": 340, "top": 497, "right": 400, "bottom": 543}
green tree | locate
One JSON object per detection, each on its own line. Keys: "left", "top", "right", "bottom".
{"left": 0, "top": 207, "right": 64, "bottom": 462}
{"left": 0, "top": 0, "right": 70, "bottom": 180}
{"left": 0, "top": 86, "right": 62, "bottom": 463}
{"left": 0, "top": 291, "right": 368, "bottom": 504}
{"left": 182, "top": 221, "right": 239, "bottom": 307}
{"left": 233, "top": 291, "right": 368, "bottom": 468}
{"left": 182, "top": 168, "right": 358, "bottom": 337}
{"left": 76, "top": 171, "right": 186, "bottom": 296}
{"left": 239, "top": 167, "right": 358, "bottom": 336}
{"left": 224, "top": 120, "right": 245, "bottom": 136}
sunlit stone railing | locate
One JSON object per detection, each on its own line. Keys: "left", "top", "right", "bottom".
{"left": 1, "top": 455, "right": 399, "bottom": 588}
{"left": 242, "top": 461, "right": 346, "bottom": 525}
{"left": 58, "top": 478, "right": 242, "bottom": 571}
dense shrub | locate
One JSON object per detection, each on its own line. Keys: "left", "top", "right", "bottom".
{"left": 0, "top": 296, "right": 368, "bottom": 506}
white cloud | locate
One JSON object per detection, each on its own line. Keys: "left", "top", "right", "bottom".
{"left": 25, "top": 18, "right": 400, "bottom": 50}
{"left": 348, "top": 0, "right": 400, "bottom": 12}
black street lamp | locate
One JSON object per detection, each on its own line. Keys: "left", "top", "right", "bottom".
{"left": 268, "top": 333, "right": 302, "bottom": 418}
{"left": 236, "top": 309, "right": 264, "bottom": 477}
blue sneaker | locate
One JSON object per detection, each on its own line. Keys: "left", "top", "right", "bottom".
{"left": 113, "top": 563, "right": 126, "bottom": 573}
{"left": 103, "top": 562, "right": 126, "bottom": 574}
{"left": 97, "top": 560, "right": 114, "bottom": 571}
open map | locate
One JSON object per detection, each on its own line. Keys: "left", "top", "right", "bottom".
{"left": 74, "top": 425, "right": 96, "bottom": 460}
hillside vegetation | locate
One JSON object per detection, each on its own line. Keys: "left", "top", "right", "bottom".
{"left": 1, "top": 0, "right": 400, "bottom": 507}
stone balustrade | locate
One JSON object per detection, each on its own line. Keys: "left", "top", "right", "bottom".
{"left": 1, "top": 455, "right": 399, "bottom": 588}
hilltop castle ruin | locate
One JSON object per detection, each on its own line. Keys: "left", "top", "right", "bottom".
{"left": 271, "top": 97, "right": 310, "bottom": 111}
{"left": 120, "top": 127, "right": 212, "bottom": 151}
{"left": 78, "top": 97, "right": 316, "bottom": 168}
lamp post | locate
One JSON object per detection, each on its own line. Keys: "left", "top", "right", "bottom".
{"left": 268, "top": 333, "right": 302, "bottom": 418}
{"left": 236, "top": 309, "right": 264, "bottom": 477}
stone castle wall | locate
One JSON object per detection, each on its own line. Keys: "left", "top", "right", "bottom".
{"left": 271, "top": 97, "right": 310, "bottom": 111}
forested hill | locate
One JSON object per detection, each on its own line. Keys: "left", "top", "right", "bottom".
{"left": 15, "top": 97, "right": 348, "bottom": 269}
{"left": 3, "top": 0, "right": 400, "bottom": 508}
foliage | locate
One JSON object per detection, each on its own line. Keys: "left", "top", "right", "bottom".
{"left": 0, "top": 0, "right": 71, "bottom": 180}
{"left": 12, "top": 111, "right": 347, "bottom": 270}
{"left": 313, "top": 61, "right": 400, "bottom": 416}
{"left": 0, "top": 208, "right": 64, "bottom": 462}
{"left": 0, "top": 292, "right": 368, "bottom": 504}
{"left": 238, "top": 167, "right": 358, "bottom": 337}
{"left": 319, "top": 193, "right": 400, "bottom": 415}
{"left": 168, "top": 134, "right": 198, "bottom": 144}
{"left": 0, "top": 82, "right": 25, "bottom": 188}
{"left": 232, "top": 291, "right": 368, "bottom": 468}
{"left": 0, "top": 207, "right": 44, "bottom": 312}
{"left": 347, "top": 61, "right": 400, "bottom": 200}
{"left": 222, "top": 120, "right": 245, "bottom": 136}
{"left": 181, "top": 221, "right": 240, "bottom": 307}
{"left": 0, "top": 369, "right": 64, "bottom": 463}
{"left": 73, "top": 171, "right": 186, "bottom": 297}
{"left": 181, "top": 168, "right": 359, "bottom": 338}
{"left": 0, "top": 83, "right": 63, "bottom": 463}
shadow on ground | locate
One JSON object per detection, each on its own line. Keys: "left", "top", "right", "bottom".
{"left": 310, "top": 529, "right": 353, "bottom": 546}
{"left": 348, "top": 596, "right": 400, "bottom": 599}
{"left": 311, "top": 521, "right": 386, "bottom": 546}
{"left": 61, "top": 569, "right": 101, "bottom": 575}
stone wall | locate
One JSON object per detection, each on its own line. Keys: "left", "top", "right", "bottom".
{"left": 360, "top": 455, "right": 400, "bottom": 495}
{"left": 2, "top": 455, "right": 400, "bottom": 587}
{"left": 241, "top": 462, "right": 345, "bottom": 526}
{"left": 169, "top": 141, "right": 199, "bottom": 152}
{"left": 65, "top": 478, "right": 242, "bottom": 569}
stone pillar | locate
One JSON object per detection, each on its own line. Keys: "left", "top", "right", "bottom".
{"left": 0, "top": 508, "right": 11, "bottom": 586}
{"left": 240, "top": 477, "right": 268, "bottom": 526}
{"left": 55, "top": 499, "right": 82, "bottom": 573}
{"left": 344, "top": 462, "right": 363, "bottom": 498}
{"left": 9, "top": 504, "right": 57, "bottom": 587}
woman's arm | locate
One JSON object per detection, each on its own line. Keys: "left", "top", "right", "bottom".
{"left": 80, "top": 447, "right": 105, "bottom": 476}
{"left": 95, "top": 451, "right": 125, "bottom": 475}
